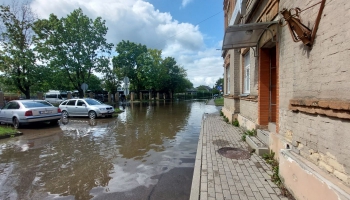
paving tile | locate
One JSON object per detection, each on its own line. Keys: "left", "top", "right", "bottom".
{"left": 190, "top": 114, "right": 287, "bottom": 200}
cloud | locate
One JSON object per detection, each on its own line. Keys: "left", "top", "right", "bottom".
{"left": 30, "top": 0, "right": 223, "bottom": 87}
{"left": 181, "top": 0, "right": 193, "bottom": 8}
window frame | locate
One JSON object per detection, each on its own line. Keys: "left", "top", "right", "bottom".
{"left": 243, "top": 51, "right": 251, "bottom": 94}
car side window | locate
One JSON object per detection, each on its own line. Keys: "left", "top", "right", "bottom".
{"left": 67, "top": 100, "right": 76, "bottom": 106}
{"left": 2, "top": 103, "right": 11, "bottom": 109}
{"left": 77, "top": 100, "right": 85, "bottom": 106}
{"left": 8, "top": 102, "right": 20, "bottom": 109}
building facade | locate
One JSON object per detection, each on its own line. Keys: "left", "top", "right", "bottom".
{"left": 222, "top": 0, "right": 350, "bottom": 199}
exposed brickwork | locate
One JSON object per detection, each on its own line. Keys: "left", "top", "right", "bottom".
{"left": 240, "top": 100, "right": 258, "bottom": 124}
{"left": 279, "top": 0, "right": 350, "bottom": 187}
{"left": 258, "top": 48, "right": 271, "bottom": 126}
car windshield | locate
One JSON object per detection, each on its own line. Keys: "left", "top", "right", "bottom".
{"left": 21, "top": 101, "right": 53, "bottom": 108}
{"left": 85, "top": 99, "right": 102, "bottom": 105}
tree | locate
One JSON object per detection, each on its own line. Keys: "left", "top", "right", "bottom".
{"left": 112, "top": 40, "right": 147, "bottom": 92}
{"left": 0, "top": 1, "right": 44, "bottom": 98}
{"left": 101, "top": 67, "right": 120, "bottom": 97}
{"left": 215, "top": 78, "right": 224, "bottom": 88}
{"left": 34, "top": 8, "right": 113, "bottom": 98}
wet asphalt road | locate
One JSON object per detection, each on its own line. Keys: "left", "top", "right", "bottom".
{"left": 0, "top": 100, "right": 219, "bottom": 200}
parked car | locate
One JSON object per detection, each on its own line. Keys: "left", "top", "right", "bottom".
{"left": 0, "top": 100, "right": 62, "bottom": 128}
{"left": 59, "top": 98, "right": 114, "bottom": 119}
{"left": 45, "top": 90, "right": 64, "bottom": 104}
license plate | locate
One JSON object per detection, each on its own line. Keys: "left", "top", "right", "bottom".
{"left": 39, "top": 110, "right": 52, "bottom": 114}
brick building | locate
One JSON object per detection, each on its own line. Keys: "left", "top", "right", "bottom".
{"left": 222, "top": 0, "right": 350, "bottom": 199}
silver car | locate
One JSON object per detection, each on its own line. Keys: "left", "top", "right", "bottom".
{"left": 59, "top": 98, "right": 114, "bottom": 119}
{"left": 0, "top": 100, "right": 62, "bottom": 128}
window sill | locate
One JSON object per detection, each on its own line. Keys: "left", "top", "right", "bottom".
{"left": 240, "top": 94, "right": 258, "bottom": 102}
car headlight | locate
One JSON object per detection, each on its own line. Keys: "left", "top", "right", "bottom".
{"left": 99, "top": 108, "right": 106, "bottom": 111}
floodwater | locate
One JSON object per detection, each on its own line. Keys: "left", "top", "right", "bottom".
{"left": 0, "top": 100, "right": 219, "bottom": 200}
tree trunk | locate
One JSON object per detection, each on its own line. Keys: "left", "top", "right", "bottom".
{"left": 24, "top": 87, "right": 31, "bottom": 99}
{"left": 78, "top": 88, "right": 84, "bottom": 98}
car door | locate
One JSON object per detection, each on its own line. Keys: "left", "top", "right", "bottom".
{"left": 0, "top": 103, "right": 11, "bottom": 123}
{"left": 1, "top": 102, "right": 20, "bottom": 123}
{"left": 76, "top": 100, "right": 88, "bottom": 116}
{"left": 65, "top": 100, "right": 77, "bottom": 116}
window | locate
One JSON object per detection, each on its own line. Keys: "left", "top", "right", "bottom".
{"left": 226, "top": 66, "right": 230, "bottom": 94}
{"left": 244, "top": 51, "right": 250, "bottom": 94}
{"left": 8, "top": 102, "right": 20, "bottom": 109}
{"left": 22, "top": 101, "right": 53, "bottom": 108}
{"left": 77, "top": 100, "right": 85, "bottom": 106}
{"left": 67, "top": 100, "right": 76, "bottom": 106}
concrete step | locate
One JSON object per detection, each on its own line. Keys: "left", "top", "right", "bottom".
{"left": 246, "top": 135, "right": 269, "bottom": 156}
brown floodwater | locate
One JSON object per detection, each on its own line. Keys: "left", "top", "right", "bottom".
{"left": 0, "top": 100, "right": 219, "bottom": 200}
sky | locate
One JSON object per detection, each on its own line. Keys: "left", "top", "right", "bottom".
{"left": 28, "top": 0, "right": 224, "bottom": 87}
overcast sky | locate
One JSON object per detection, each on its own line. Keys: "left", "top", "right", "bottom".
{"left": 28, "top": 0, "right": 224, "bottom": 87}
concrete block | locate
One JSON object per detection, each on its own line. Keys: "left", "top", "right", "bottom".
{"left": 246, "top": 136, "right": 269, "bottom": 156}
{"left": 257, "top": 129, "right": 269, "bottom": 145}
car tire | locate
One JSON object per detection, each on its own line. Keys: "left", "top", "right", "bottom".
{"left": 62, "top": 110, "right": 69, "bottom": 118}
{"left": 13, "top": 117, "right": 20, "bottom": 129}
{"left": 89, "top": 111, "right": 97, "bottom": 119}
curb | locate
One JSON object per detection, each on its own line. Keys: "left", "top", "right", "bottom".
{"left": 189, "top": 114, "right": 205, "bottom": 200}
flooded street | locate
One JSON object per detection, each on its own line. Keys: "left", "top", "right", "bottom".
{"left": 0, "top": 100, "right": 219, "bottom": 200}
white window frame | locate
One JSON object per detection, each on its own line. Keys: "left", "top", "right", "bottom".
{"left": 226, "top": 66, "right": 230, "bottom": 94}
{"left": 243, "top": 51, "right": 250, "bottom": 94}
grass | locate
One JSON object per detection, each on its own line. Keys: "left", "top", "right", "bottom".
{"left": 214, "top": 97, "right": 224, "bottom": 106}
{"left": 0, "top": 126, "right": 18, "bottom": 137}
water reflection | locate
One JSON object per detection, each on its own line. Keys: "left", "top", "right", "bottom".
{"left": 0, "top": 101, "right": 218, "bottom": 199}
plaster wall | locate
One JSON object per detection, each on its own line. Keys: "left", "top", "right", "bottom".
{"left": 278, "top": 0, "right": 350, "bottom": 188}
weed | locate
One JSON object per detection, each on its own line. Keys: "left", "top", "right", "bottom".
{"left": 223, "top": 116, "right": 229, "bottom": 123}
{"left": 262, "top": 151, "right": 282, "bottom": 187}
{"left": 220, "top": 110, "right": 223, "bottom": 116}
{"left": 241, "top": 134, "right": 246, "bottom": 141}
{"left": 244, "top": 129, "right": 256, "bottom": 136}
{"left": 232, "top": 119, "right": 239, "bottom": 127}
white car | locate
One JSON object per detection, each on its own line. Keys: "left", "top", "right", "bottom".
{"left": 59, "top": 98, "right": 114, "bottom": 119}
{"left": 0, "top": 100, "right": 62, "bottom": 128}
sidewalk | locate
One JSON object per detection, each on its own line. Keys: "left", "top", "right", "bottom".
{"left": 190, "top": 112, "right": 289, "bottom": 200}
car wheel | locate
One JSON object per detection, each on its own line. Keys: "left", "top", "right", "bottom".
{"left": 13, "top": 117, "right": 20, "bottom": 129}
{"left": 89, "top": 111, "right": 97, "bottom": 119}
{"left": 62, "top": 110, "right": 69, "bottom": 118}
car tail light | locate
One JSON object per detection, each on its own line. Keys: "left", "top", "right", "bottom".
{"left": 58, "top": 108, "right": 62, "bottom": 113}
{"left": 25, "top": 111, "right": 33, "bottom": 116}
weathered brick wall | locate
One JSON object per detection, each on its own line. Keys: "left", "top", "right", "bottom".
{"left": 279, "top": 0, "right": 350, "bottom": 186}
{"left": 239, "top": 100, "right": 258, "bottom": 124}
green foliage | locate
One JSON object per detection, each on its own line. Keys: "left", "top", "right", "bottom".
{"left": 220, "top": 110, "right": 223, "bottom": 116}
{"left": 244, "top": 129, "right": 256, "bottom": 136}
{"left": 262, "top": 151, "right": 282, "bottom": 186}
{"left": 112, "top": 40, "right": 192, "bottom": 94}
{"left": 0, "top": 2, "right": 45, "bottom": 98}
{"left": 241, "top": 134, "right": 246, "bottom": 141}
{"left": 34, "top": 8, "right": 113, "bottom": 98}
{"left": 214, "top": 97, "right": 224, "bottom": 106}
{"left": 0, "top": 126, "right": 17, "bottom": 137}
{"left": 223, "top": 116, "right": 229, "bottom": 123}
{"left": 232, "top": 119, "right": 239, "bottom": 127}
{"left": 112, "top": 40, "right": 147, "bottom": 92}
{"left": 215, "top": 78, "right": 223, "bottom": 88}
